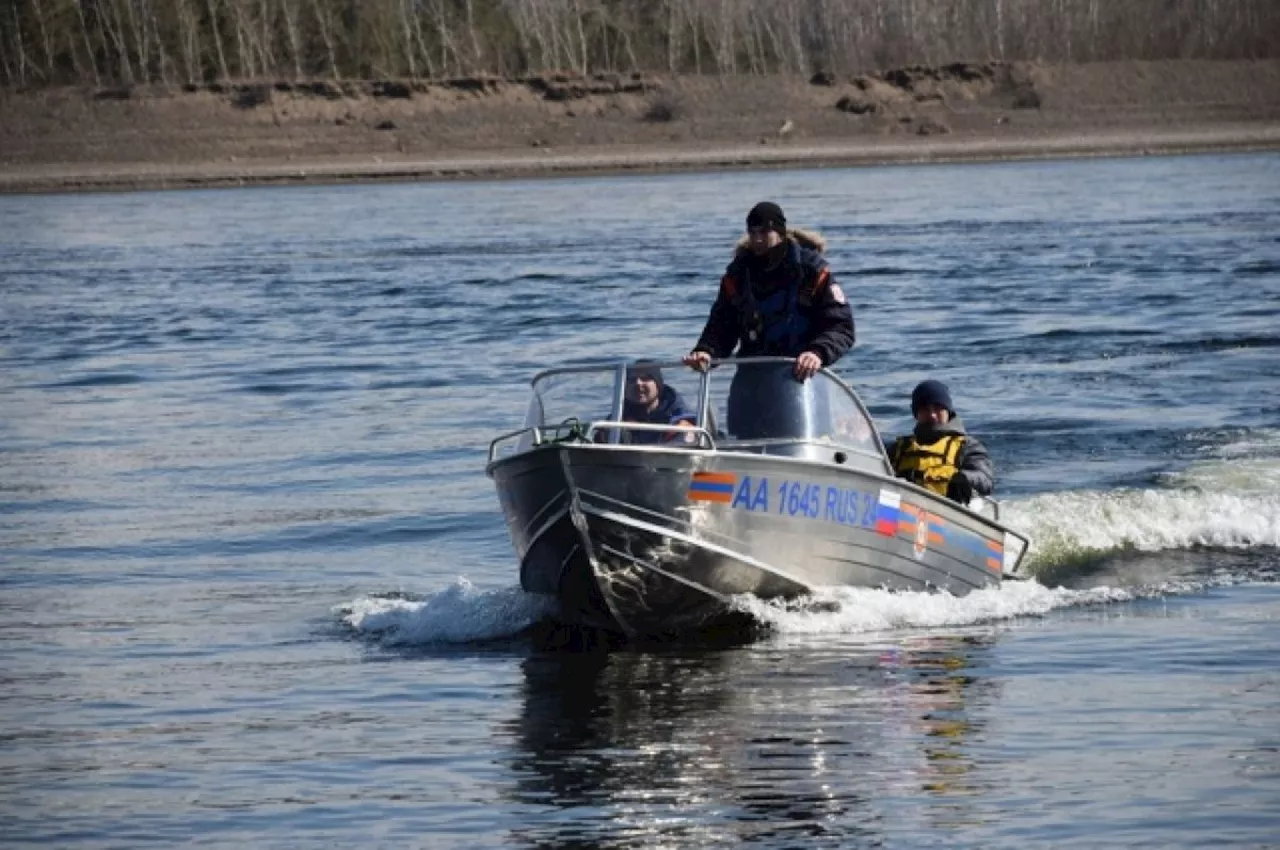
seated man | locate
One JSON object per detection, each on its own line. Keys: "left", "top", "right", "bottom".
{"left": 621, "top": 362, "right": 696, "bottom": 444}
{"left": 887, "top": 379, "right": 994, "bottom": 504}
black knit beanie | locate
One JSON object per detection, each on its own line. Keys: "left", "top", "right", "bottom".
{"left": 628, "top": 360, "right": 664, "bottom": 387}
{"left": 911, "top": 380, "right": 955, "bottom": 415}
{"left": 746, "top": 201, "right": 787, "bottom": 235}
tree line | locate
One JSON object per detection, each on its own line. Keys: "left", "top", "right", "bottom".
{"left": 3, "top": 0, "right": 1276, "bottom": 88}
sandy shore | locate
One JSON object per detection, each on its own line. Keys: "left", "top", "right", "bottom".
{"left": 2, "top": 124, "right": 1278, "bottom": 194}
{"left": 3, "top": 60, "right": 1278, "bottom": 193}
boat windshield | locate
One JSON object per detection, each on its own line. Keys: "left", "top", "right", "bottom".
{"left": 522, "top": 358, "right": 884, "bottom": 460}
{"left": 522, "top": 362, "right": 706, "bottom": 439}
{"left": 703, "top": 359, "right": 882, "bottom": 455}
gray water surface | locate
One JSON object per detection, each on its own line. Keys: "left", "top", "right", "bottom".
{"left": 2, "top": 154, "right": 1279, "bottom": 848}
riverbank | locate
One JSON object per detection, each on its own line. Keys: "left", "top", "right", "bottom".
{"left": 2, "top": 59, "right": 1277, "bottom": 193}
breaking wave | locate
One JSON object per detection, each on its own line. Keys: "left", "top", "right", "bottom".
{"left": 338, "top": 578, "right": 556, "bottom": 645}
{"left": 1005, "top": 486, "right": 1279, "bottom": 571}
{"left": 1004, "top": 437, "right": 1280, "bottom": 578}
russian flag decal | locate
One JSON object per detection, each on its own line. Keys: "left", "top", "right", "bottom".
{"left": 875, "top": 489, "right": 901, "bottom": 536}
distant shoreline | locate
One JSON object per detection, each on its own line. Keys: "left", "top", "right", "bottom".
{"left": 3, "top": 61, "right": 1278, "bottom": 194}
{"left": 5, "top": 124, "right": 1279, "bottom": 195}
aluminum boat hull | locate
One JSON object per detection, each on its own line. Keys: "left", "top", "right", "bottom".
{"left": 491, "top": 443, "right": 1016, "bottom": 638}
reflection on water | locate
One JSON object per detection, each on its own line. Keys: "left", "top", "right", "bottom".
{"left": 503, "top": 632, "right": 999, "bottom": 847}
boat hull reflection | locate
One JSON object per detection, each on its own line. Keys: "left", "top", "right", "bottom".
{"left": 504, "top": 634, "right": 999, "bottom": 847}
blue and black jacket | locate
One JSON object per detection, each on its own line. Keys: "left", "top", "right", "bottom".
{"left": 622, "top": 386, "right": 696, "bottom": 444}
{"left": 692, "top": 229, "right": 855, "bottom": 366}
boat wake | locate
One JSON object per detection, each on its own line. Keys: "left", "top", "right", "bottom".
{"left": 337, "top": 570, "right": 1267, "bottom": 648}
{"left": 730, "top": 576, "right": 1246, "bottom": 636}
{"left": 339, "top": 443, "right": 1279, "bottom": 647}
{"left": 1003, "top": 448, "right": 1280, "bottom": 584}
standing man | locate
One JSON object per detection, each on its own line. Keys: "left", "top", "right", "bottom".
{"left": 888, "top": 379, "right": 995, "bottom": 505}
{"left": 682, "top": 201, "right": 855, "bottom": 381}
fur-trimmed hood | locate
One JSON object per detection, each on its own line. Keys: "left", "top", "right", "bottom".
{"left": 733, "top": 227, "right": 826, "bottom": 256}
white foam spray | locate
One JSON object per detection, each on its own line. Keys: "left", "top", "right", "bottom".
{"left": 339, "top": 577, "right": 556, "bottom": 645}
{"left": 1003, "top": 448, "right": 1280, "bottom": 575}
{"left": 734, "top": 580, "right": 1144, "bottom": 636}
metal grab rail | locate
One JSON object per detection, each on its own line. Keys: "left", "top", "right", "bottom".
{"left": 488, "top": 426, "right": 540, "bottom": 465}
{"left": 488, "top": 421, "right": 590, "bottom": 464}
{"left": 585, "top": 421, "right": 717, "bottom": 450}
{"left": 488, "top": 421, "right": 718, "bottom": 464}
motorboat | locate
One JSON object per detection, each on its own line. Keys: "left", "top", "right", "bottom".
{"left": 486, "top": 357, "right": 1030, "bottom": 638}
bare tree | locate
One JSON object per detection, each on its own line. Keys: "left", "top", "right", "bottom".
{"left": 308, "top": 0, "right": 339, "bottom": 78}
{"left": 5, "top": 2, "right": 29, "bottom": 85}
{"left": 2, "top": 0, "right": 1278, "bottom": 87}
{"left": 204, "top": 0, "right": 232, "bottom": 80}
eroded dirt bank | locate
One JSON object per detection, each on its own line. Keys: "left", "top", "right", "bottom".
{"left": 2, "top": 59, "right": 1277, "bottom": 192}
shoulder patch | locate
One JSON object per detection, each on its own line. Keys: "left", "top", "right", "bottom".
{"left": 720, "top": 274, "right": 738, "bottom": 299}
{"left": 801, "top": 266, "right": 831, "bottom": 301}
{"left": 828, "top": 283, "right": 846, "bottom": 305}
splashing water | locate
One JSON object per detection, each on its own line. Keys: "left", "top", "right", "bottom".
{"left": 732, "top": 580, "right": 1170, "bottom": 636}
{"left": 338, "top": 578, "right": 556, "bottom": 645}
{"left": 340, "top": 440, "right": 1280, "bottom": 647}
{"left": 337, "top": 573, "right": 1248, "bottom": 647}
{"left": 1001, "top": 449, "right": 1280, "bottom": 578}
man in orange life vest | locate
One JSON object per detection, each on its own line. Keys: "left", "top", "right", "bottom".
{"left": 682, "top": 201, "right": 855, "bottom": 380}
{"left": 888, "top": 379, "right": 995, "bottom": 505}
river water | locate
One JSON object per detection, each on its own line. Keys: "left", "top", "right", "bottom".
{"left": 2, "top": 154, "right": 1278, "bottom": 848}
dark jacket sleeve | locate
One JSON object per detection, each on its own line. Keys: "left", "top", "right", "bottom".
{"left": 692, "top": 273, "right": 743, "bottom": 359}
{"left": 802, "top": 263, "right": 855, "bottom": 366}
{"left": 661, "top": 388, "right": 696, "bottom": 423}
{"left": 956, "top": 435, "right": 995, "bottom": 497}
